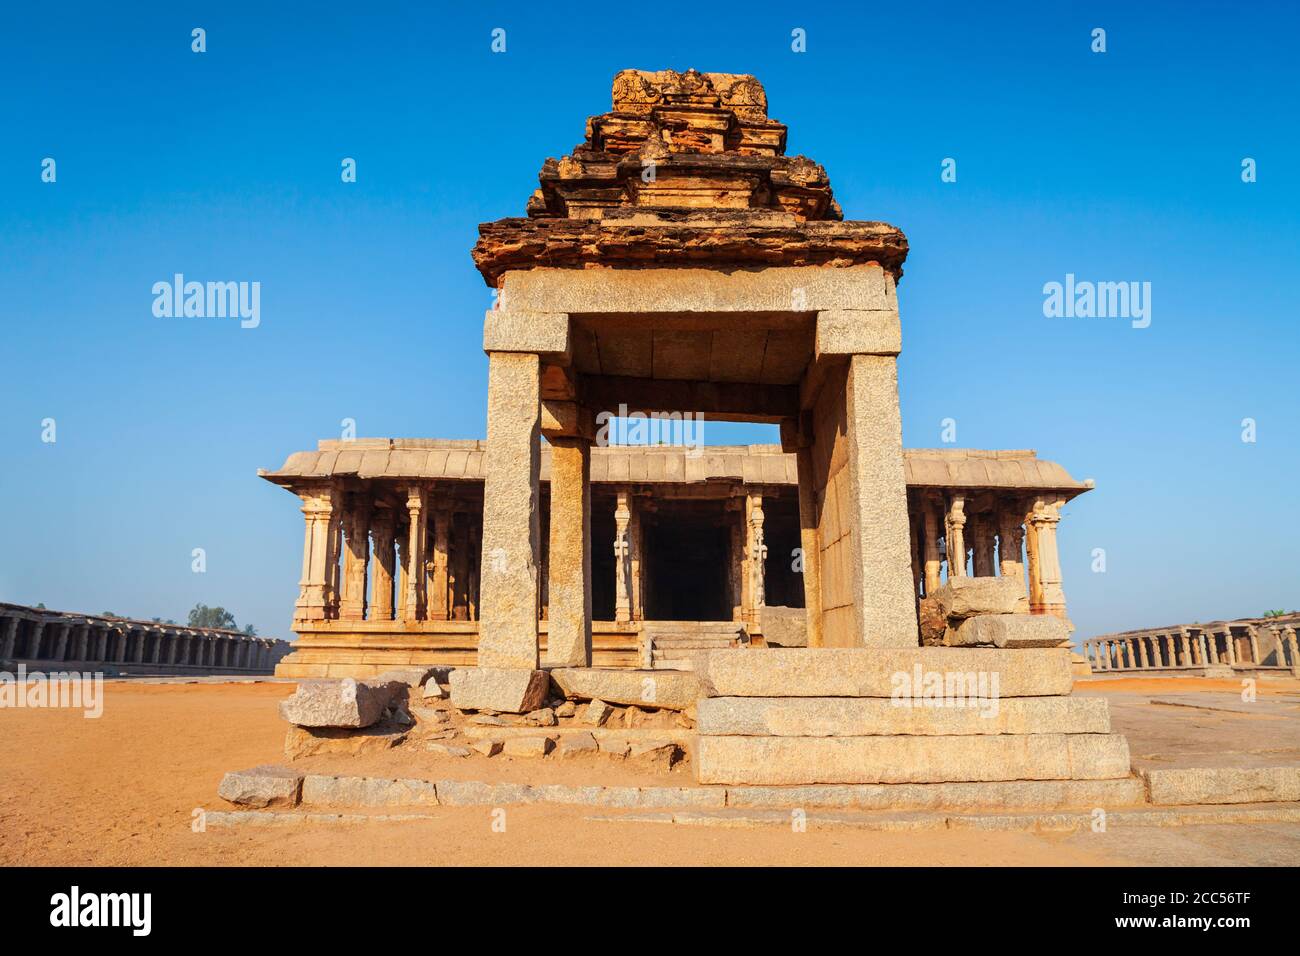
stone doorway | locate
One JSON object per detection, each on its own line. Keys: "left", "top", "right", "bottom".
{"left": 642, "top": 500, "right": 732, "bottom": 622}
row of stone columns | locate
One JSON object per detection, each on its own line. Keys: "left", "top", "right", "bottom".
{"left": 911, "top": 492, "right": 1065, "bottom": 616}
{"left": 294, "top": 485, "right": 482, "bottom": 626}
{"left": 0, "top": 609, "right": 280, "bottom": 671}
{"left": 1086, "top": 624, "right": 1298, "bottom": 671}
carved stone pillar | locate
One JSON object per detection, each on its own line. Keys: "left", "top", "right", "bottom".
{"left": 945, "top": 495, "right": 967, "bottom": 579}
{"left": 998, "top": 507, "right": 1026, "bottom": 594}
{"left": 403, "top": 486, "right": 427, "bottom": 622}
{"left": 1136, "top": 636, "right": 1149, "bottom": 667}
{"left": 295, "top": 486, "right": 340, "bottom": 623}
{"left": 921, "top": 496, "right": 943, "bottom": 595}
{"left": 339, "top": 496, "right": 371, "bottom": 621}
{"left": 451, "top": 512, "right": 471, "bottom": 622}
{"left": 747, "top": 494, "right": 767, "bottom": 622}
{"left": 429, "top": 507, "right": 451, "bottom": 621}
{"left": 971, "top": 514, "right": 996, "bottom": 577}
{"left": 370, "top": 509, "right": 397, "bottom": 622}
{"left": 1247, "top": 626, "right": 1260, "bottom": 666}
{"left": 1026, "top": 498, "right": 1066, "bottom": 616}
{"left": 614, "top": 490, "right": 632, "bottom": 624}
{"left": 0, "top": 616, "right": 18, "bottom": 658}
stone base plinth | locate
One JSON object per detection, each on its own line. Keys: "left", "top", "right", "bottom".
{"left": 696, "top": 733, "right": 1132, "bottom": 786}
{"left": 696, "top": 647, "right": 1074, "bottom": 698}
{"left": 698, "top": 695, "right": 1109, "bottom": 737}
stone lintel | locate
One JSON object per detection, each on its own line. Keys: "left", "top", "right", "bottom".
{"left": 498, "top": 264, "right": 891, "bottom": 315}
{"left": 540, "top": 400, "right": 595, "bottom": 440}
{"left": 814, "top": 309, "right": 902, "bottom": 357}
{"left": 482, "top": 310, "right": 570, "bottom": 358}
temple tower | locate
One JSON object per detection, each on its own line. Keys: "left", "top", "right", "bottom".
{"left": 471, "top": 68, "right": 919, "bottom": 668}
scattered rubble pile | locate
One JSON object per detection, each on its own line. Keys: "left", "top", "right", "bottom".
{"left": 274, "top": 666, "right": 696, "bottom": 772}
{"left": 918, "top": 577, "right": 1071, "bottom": 649}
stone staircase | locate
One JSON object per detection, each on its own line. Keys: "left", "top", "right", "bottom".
{"left": 641, "top": 621, "right": 747, "bottom": 671}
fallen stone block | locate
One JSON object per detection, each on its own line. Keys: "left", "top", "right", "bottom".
{"left": 696, "top": 648, "right": 1074, "bottom": 698}
{"left": 300, "top": 774, "right": 438, "bottom": 808}
{"left": 555, "top": 701, "right": 577, "bottom": 718}
{"left": 696, "top": 733, "right": 1132, "bottom": 786}
{"left": 555, "top": 732, "right": 598, "bottom": 758}
{"left": 698, "top": 696, "right": 1109, "bottom": 737}
{"left": 217, "top": 765, "right": 304, "bottom": 809}
{"left": 471, "top": 739, "right": 503, "bottom": 757}
{"left": 284, "top": 724, "right": 406, "bottom": 760}
{"left": 584, "top": 699, "right": 613, "bottom": 726}
{"left": 629, "top": 739, "right": 680, "bottom": 773}
{"left": 422, "top": 682, "right": 449, "bottom": 700}
{"left": 1142, "top": 766, "right": 1300, "bottom": 806}
{"left": 502, "top": 736, "right": 554, "bottom": 758}
{"left": 409, "top": 706, "right": 451, "bottom": 725}
{"left": 550, "top": 668, "right": 701, "bottom": 710}
{"left": 598, "top": 737, "right": 631, "bottom": 759}
{"left": 917, "top": 596, "right": 947, "bottom": 646}
{"left": 930, "top": 577, "right": 1023, "bottom": 621}
{"left": 279, "top": 678, "right": 403, "bottom": 728}
{"left": 946, "top": 614, "right": 1071, "bottom": 648}
{"left": 449, "top": 667, "right": 550, "bottom": 714}
{"left": 524, "top": 707, "right": 557, "bottom": 727}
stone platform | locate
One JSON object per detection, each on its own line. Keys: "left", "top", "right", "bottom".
{"left": 694, "top": 647, "right": 1132, "bottom": 787}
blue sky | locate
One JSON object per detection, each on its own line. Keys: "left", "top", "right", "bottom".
{"left": 1, "top": 1, "right": 1295, "bottom": 642}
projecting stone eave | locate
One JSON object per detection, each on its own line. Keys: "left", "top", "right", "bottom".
{"left": 471, "top": 214, "right": 908, "bottom": 287}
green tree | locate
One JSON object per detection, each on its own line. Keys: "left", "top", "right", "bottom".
{"left": 243, "top": 623, "right": 258, "bottom": 637}
{"left": 1263, "top": 609, "right": 1288, "bottom": 619}
{"left": 188, "top": 604, "right": 238, "bottom": 630}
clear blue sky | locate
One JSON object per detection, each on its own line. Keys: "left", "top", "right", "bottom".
{"left": 2, "top": 1, "right": 1295, "bottom": 643}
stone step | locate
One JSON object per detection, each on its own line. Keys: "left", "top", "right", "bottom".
{"left": 698, "top": 696, "right": 1110, "bottom": 737}
{"left": 696, "top": 647, "right": 1074, "bottom": 698}
{"left": 1141, "top": 766, "right": 1300, "bottom": 805}
{"left": 695, "top": 733, "right": 1132, "bottom": 786}
{"left": 725, "top": 777, "right": 1146, "bottom": 811}
{"left": 651, "top": 636, "right": 737, "bottom": 647}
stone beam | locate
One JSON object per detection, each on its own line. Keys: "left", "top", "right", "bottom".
{"left": 581, "top": 374, "right": 798, "bottom": 422}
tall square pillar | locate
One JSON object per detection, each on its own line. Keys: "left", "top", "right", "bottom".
{"left": 477, "top": 351, "right": 542, "bottom": 668}
{"left": 544, "top": 437, "right": 592, "bottom": 667}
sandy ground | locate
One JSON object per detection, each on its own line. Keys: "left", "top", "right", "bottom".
{"left": 1, "top": 677, "right": 1296, "bottom": 866}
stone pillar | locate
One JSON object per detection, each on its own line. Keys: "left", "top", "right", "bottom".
{"left": 403, "top": 486, "right": 428, "bottom": 622}
{"left": 1223, "top": 628, "right": 1237, "bottom": 665}
{"left": 921, "top": 496, "right": 943, "bottom": 595}
{"left": 429, "top": 508, "right": 451, "bottom": 621}
{"left": 945, "top": 495, "right": 967, "bottom": 579}
{"left": 28, "top": 621, "right": 46, "bottom": 659}
{"left": 0, "top": 616, "right": 18, "bottom": 658}
{"left": 795, "top": 447, "right": 824, "bottom": 647}
{"left": 1286, "top": 627, "right": 1299, "bottom": 668}
{"left": 451, "top": 512, "right": 471, "bottom": 621}
{"left": 1247, "top": 626, "right": 1260, "bottom": 666}
{"left": 614, "top": 490, "right": 632, "bottom": 624}
{"left": 295, "top": 486, "right": 340, "bottom": 623}
{"left": 52, "top": 623, "right": 71, "bottom": 662}
{"left": 1136, "top": 636, "right": 1149, "bottom": 668}
{"left": 150, "top": 630, "right": 164, "bottom": 664}
{"left": 1026, "top": 498, "right": 1067, "bottom": 616}
{"left": 747, "top": 494, "right": 767, "bottom": 621}
{"left": 1180, "top": 630, "right": 1191, "bottom": 667}
{"left": 339, "top": 497, "right": 371, "bottom": 621}
{"left": 971, "top": 514, "right": 996, "bottom": 577}
{"left": 477, "top": 351, "right": 542, "bottom": 669}
{"left": 628, "top": 500, "right": 644, "bottom": 621}
{"left": 370, "top": 510, "right": 397, "bottom": 622}
{"left": 998, "top": 507, "right": 1026, "bottom": 594}
{"left": 544, "top": 436, "right": 592, "bottom": 667}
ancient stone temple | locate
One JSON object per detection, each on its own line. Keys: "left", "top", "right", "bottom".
{"left": 262, "top": 69, "right": 1129, "bottom": 791}
{"left": 262, "top": 442, "right": 1091, "bottom": 677}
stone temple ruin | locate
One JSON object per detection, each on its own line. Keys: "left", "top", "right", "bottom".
{"left": 257, "top": 69, "right": 1136, "bottom": 793}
